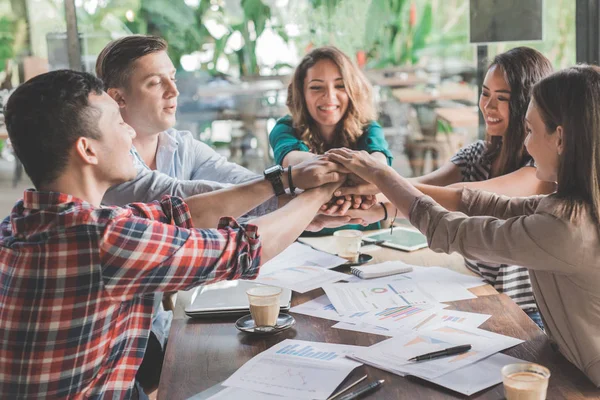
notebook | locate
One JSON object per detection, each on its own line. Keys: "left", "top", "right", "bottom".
{"left": 362, "top": 227, "right": 428, "bottom": 252}
{"left": 350, "top": 261, "right": 413, "bottom": 279}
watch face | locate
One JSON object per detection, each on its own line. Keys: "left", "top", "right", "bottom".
{"left": 264, "top": 165, "right": 283, "bottom": 175}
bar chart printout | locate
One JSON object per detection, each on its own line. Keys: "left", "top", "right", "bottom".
{"left": 223, "top": 339, "right": 363, "bottom": 400}
{"left": 276, "top": 344, "right": 339, "bottom": 360}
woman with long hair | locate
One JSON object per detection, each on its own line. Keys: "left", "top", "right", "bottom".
{"left": 269, "top": 46, "right": 393, "bottom": 233}
{"left": 328, "top": 65, "right": 600, "bottom": 386}
{"left": 346, "top": 47, "right": 556, "bottom": 327}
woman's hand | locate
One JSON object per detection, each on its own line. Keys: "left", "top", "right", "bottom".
{"left": 326, "top": 148, "right": 387, "bottom": 186}
{"left": 305, "top": 214, "right": 366, "bottom": 232}
{"left": 346, "top": 203, "right": 387, "bottom": 226}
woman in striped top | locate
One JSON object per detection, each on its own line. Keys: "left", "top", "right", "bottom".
{"left": 343, "top": 47, "right": 556, "bottom": 328}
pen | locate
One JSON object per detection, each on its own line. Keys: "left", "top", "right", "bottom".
{"left": 338, "top": 379, "right": 384, "bottom": 400}
{"left": 408, "top": 344, "right": 472, "bottom": 362}
{"left": 327, "top": 374, "right": 368, "bottom": 400}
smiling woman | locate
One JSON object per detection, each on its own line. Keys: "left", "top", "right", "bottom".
{"left": 268, "top": 46, "right": 393, "bottom": 234}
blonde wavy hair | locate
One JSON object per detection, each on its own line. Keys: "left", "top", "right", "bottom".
{"left": 286, "top": 46, "right": 377, "bottom": 154}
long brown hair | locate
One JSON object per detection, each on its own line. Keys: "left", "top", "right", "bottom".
{"left": 286, "top": 46, "right": 377, "bottom": 153}
{"left": 485, "top": 47, "right": 553, "bottom": 176}
{"left": 532, "top": 65, "right": 600, "bottom": 224}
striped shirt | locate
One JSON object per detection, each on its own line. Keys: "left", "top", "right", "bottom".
{"left": 451, "top": 140, "right": 537, "bottom": 311}
{"left": 0, "top": 190, "right": 261, "bottom": 399}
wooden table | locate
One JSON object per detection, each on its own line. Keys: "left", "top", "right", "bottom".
{"left": 159, "top": 292, "right": 597, "bottom": 399}
{"left": 435, "top": 107, "right": 479, "bottom": 129}
{"left": 160, "top": 236, "right": 598, "bottom": 399}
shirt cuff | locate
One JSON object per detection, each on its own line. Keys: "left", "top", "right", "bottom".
{"left": 217, "top": 216, "right": 262, "bottom": 280}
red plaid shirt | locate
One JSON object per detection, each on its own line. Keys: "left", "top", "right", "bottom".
{"left": 0, "top": 190, "right": 261, "bottom": 399}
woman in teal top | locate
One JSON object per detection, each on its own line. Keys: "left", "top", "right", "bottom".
{"left": 269, "top": 46, "right": 393, "bottom": 235}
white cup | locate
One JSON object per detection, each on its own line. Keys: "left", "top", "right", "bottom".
{"left": 333, "top": 229, "right": 363, "bottom": 262}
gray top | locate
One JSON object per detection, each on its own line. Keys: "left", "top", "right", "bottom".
{"left": 410, "top": 188, "right": 600, "bottom": 386}
{"left": 103, "top": 128, "right": 278, "bottom": 216}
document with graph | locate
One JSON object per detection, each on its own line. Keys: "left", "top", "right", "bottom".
{"left": 349, "top": 322, "right": 523, "bottom": 380}
{"left": 222, "top": 339, "right": 363, "bottom": 399}
{"left": 321, "top": 281, "right": 437, "bottom": 315}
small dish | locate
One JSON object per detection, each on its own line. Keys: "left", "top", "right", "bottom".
{"left": 235, "top": 313, "right": 295, "bottom": 335}
{"left": 344, "top": 253, "right": 373, "bottom": 266}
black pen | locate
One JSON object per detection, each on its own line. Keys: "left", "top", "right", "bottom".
{"left": 408, "top": 344, "right": 472, "bottom": 362}
{"left": 338, "top": 379, "right": 384, "bottom": 400}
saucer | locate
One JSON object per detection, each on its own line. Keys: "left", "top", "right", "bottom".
{"left": 235, "top": 313, "right": 295, "bottom": 335}
{"left": 343, "top": 253, "right": 373, "bottom": 266}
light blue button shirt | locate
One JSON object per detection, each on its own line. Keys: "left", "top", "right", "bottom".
{"left": 104, "top": 128, "right": 277, "bottom": 215}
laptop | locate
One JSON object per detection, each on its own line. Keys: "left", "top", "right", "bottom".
{"left": 184, "top": 280, "right": 292, "bottom": 318}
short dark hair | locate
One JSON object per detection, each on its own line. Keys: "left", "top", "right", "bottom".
{"left": 95, "top": 35, "right": 168, "bottom": 90}
{"left": 4, "top": 70, "right": 104, "bottom": 188}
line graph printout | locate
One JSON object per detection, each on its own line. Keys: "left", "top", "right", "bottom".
{"left": 322, "top": 281, "right": 437, "bottom": 315}
{"left": 223, "top": 339, "right": 362, "bottom": 399}
{"left": 349, "top": 322, "right": 523, "bottom": 380}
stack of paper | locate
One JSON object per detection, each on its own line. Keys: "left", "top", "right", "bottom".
{"left": 255, "top": 265, "right": 348, "bottom": 293}
{"left": 254, "top": 242, "right": 349, "bottom": 293}
{"left": 259, "top": 242, "right": 347, "bottom": 275}
{"left": 222, "top": 339, "right": 362, "bottom": 400}
{"left": 349, "top": 322, "right": 523, "bottom": 394}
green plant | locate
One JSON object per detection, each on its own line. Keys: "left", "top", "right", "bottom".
{"left": 0, "top": 17, "right": 15, "bottom": 73}
{"left": 364, "top": 0, "right": 433, "bottom": 68}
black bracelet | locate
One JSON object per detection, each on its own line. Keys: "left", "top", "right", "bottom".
{"left": 288, "top": 166, "right": 296, "bottom": 197}
{"left": 379, "top": 201, "right": 388, "bottom": 222}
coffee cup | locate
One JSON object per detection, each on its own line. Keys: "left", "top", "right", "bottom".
{"left": 246, "top": 286, "right": 282, "bottom": 327}
{"left": 333, "top": 229, "right": 363, "bottom": 262}
{"left": 502, "top": 363, "right": 550, "bottom": 400}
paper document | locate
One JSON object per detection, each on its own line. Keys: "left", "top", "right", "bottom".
{"left": 289, "top": 295, "right": 344, "bottom": 322}
{"left": 411, "top": 309, "right": 491, "bottom": 331}
{"left": 207, "top": 387, "right": 300, "bottom": 399}
{"left": 428, "top": 353, "right": 525, "bottom": 396}
{"left": 334, "top": 308, "right": 489, "bottom": 337}
{"left": 322, "top": 281, "right": 436, "bottom": 315}
{"left": 259, "top": 242, "right": 347, "bottom": 275}
{"left": 350, "top": 322, "right": 523, "bottom": 380}
{"left": 403, "top": 266, "right": 486, "bottom": 289}
{"left": 223, "top": 339, "right": 362, "bottom": 399}
{"left": 332, "top": 321, "right": 395, "bottom": 336}
{"left": 256, "top": 266, "right": 348, "bottom": 293}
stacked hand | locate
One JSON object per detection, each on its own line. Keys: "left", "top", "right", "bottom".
{"left": 290, "top": 155, "right": 349, "bottom": 190}
{"left": 325, "top": 148, "right": 387, "bottom": 184}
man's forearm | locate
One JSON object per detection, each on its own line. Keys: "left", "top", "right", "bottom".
{"left": 184, "top": 177, "right": 275, "bottom": 228}
{"left": 249, "top": 187, "right": 334, "bottom": 263}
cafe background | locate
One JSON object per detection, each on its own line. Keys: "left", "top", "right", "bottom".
{"left": 0, "top": 0, "right": 587, "bottom": 217}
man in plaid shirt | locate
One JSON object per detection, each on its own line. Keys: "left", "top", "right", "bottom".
{"left": 0, "top": 70, "right": 344, "bottom": 399}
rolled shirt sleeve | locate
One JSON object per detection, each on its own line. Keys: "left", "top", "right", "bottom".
{"left": 269, "top": 116, "right": 310, "bottom": 166}
{"left": 99, "top": 196, "right": 261, "bottom": 301}
{"left": 356, "top": 121, "right": 394, "bottom": 166}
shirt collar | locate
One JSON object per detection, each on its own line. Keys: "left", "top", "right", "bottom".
{"left": 22, "top": 189, "right": 85, "bottom": 210}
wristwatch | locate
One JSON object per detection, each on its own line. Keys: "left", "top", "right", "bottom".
{"left": 264, "top": 165, "right": 286, "bottom": 196}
